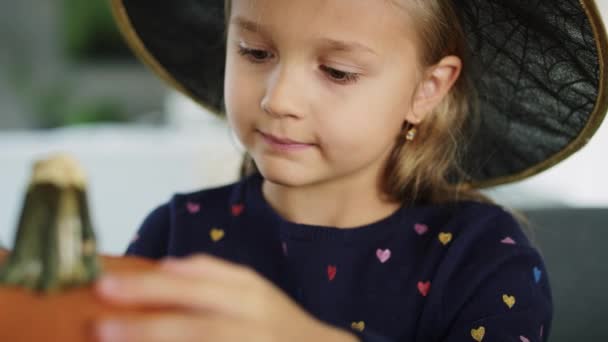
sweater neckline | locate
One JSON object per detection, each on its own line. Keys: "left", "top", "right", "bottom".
{"left": 245, "top": 173, "right": 417, "bottom": 243}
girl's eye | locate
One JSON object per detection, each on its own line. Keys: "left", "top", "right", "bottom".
{"left": 237, "top": 44, "right": 360, "bottom": 85}
{"left": 320, "top": 65, "right": 360, "bottom": 85}
{"left": 237, "top": 46, "right": 273, "bottom": 63}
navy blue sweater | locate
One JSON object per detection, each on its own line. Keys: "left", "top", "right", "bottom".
{"left": 126, "top": 173, "right": 553, "bottom": 342}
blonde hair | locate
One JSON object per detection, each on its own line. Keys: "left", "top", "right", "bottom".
{"left": 224, "top": 0, "right": 530, "bottom": 226}
{"left": 382, "top": 0, "right": 489, "bottom": 206}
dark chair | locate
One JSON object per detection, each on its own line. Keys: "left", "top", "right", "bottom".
{"left": 523, "top": 208, "right": 608, "bottom": 342}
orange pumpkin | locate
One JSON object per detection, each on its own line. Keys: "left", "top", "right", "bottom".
{"left": 0, "top": 250, "right": 166, "bottom": 342}
{"left": 0, "top": 155, "right": 174, "bottom": 341}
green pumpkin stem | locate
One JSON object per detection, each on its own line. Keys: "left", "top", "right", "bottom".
{"left": 0, "top": 155, "right": 102, "bottom": 294}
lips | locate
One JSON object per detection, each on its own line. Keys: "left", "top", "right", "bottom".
{"left": 258, "top": 131, "right": 311, "bottom": 145}
{"left": 257, "top": 130, "right": 314, "bottom": 151}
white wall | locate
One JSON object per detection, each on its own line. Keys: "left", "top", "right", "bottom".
{"left": 0, "top": 111, "right": 243, "bottom": 254}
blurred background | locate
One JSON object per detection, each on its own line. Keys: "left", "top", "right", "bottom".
{"left": 0, "top": 0, "right": 607, "bottom": 253}
{"left": 0, "top": 0, "right": 244, "bottom": 254}
{"left": 0, "top": 1, "right": 606, "bottom": 341}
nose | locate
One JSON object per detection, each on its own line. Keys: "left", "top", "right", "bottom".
{"left": 260, "top": 65, "right": 303, "bottom": 119}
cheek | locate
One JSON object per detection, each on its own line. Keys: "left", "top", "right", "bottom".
{"left": 318, "top": 96, "right": 404, "bottom": 157}
{"left": 329, "top": 121, "right": 400, "bottom": 163}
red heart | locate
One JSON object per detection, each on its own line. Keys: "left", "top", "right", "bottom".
{"left": 327, "top": 265, "right": 337, "bottom": 281}
{"left": 231, "top": 204, "right": 244, "bottom": 216}
{"left": 417, "top": 281, "right": 431, "bottom": 297}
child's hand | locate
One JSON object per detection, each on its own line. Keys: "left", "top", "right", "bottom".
{"left": 94, "top": 254, "right": 358, "bottom": 342}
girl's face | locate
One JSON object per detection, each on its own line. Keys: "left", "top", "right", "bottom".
{"left": 224, "top": 0, "right": 426, "bottom": 188}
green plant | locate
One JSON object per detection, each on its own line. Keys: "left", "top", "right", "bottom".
{"left": 62, "top": 0, "right": 132, "bottom": 61}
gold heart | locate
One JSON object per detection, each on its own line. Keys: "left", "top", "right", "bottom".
{"left": 471, "top": 326, "right": 485, "bottom": 341}
{"left": 439, "top": 232, "right": 453, "bottom": 245}
{"left": 210, "top": 228, "right": 225, "bottom": 242}
{"left": 351, "top": 321, "right": 365, "bottom": 332}
{"left": 503, "top": 294, "right": 516, "bottom": 309}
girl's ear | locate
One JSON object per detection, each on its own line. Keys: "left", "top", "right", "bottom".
{"left": 407, "top": 56, "right": 462, "bottom": 123}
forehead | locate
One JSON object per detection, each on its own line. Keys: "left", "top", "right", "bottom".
{"left": 230, "top": 0, "right": 417, "bottom": 55}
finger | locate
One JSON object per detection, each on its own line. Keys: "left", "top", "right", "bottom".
{"left": 95, "top": 271, "right": 258, "bottom": 318}
{"left": 160, "top": 254, "right": 254, "bottom": 282}
{"left": 158, "top": 256, "right": 292, "bottom": 321}
{"left": 96, "top": 272, "right": 225, "bottom": 310}
{"left": 94, "top": 314, "right": 239, "bottom": 342}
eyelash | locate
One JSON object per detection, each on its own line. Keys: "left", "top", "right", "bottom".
{"left": 236, "top": 46, "right": 361, "bottom": 85}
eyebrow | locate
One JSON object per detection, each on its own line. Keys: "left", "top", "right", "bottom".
{"left": 230, "top": 16, "right": 378, "bottom": 56}
{"left": 231, "top": 17, "right": 270, "bottom": 36}
{"left": 318, "top": 38, "right": 378, "bottom": 56}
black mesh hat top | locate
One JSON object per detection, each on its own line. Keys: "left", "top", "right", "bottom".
{"left": 111, "top": 0, "right": 608, "bottom": 189}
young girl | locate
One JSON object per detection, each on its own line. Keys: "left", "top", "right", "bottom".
{"left": 96, "top": 0, "right": 607, "bottom": 341}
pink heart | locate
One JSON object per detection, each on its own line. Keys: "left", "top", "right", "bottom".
{"left": 519, "top": 336, "right": 530, "bottom": 342}
{"left": 501, "top": 237, "right": 516, "bottom": 244}
{"left": 186, "top": 201, "right": 200, "bottom": 214}
{"left": 414, "top": 223, "right": 429, "bottom": 235}
{"left": 376, "top": 248, "right": 391, "bottom": 263}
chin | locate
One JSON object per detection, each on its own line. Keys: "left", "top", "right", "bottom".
{"left": 256, "top": 162, "right": 317, "bottom": 188}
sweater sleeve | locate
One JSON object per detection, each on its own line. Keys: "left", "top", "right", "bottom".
{"left": 441, "top": 249, "right": 552, "bottom": 342}
{"left": 353, "top": 247, "right": 551, "bottom": 342}
{"left": 124, "top": 203, "right": 171, "bottom": 259}
{"left": 433, "top": 208, "right": 553, "bottom": 342}
{"left": 353, "top": 207, "right": 553, "bottom": 342}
